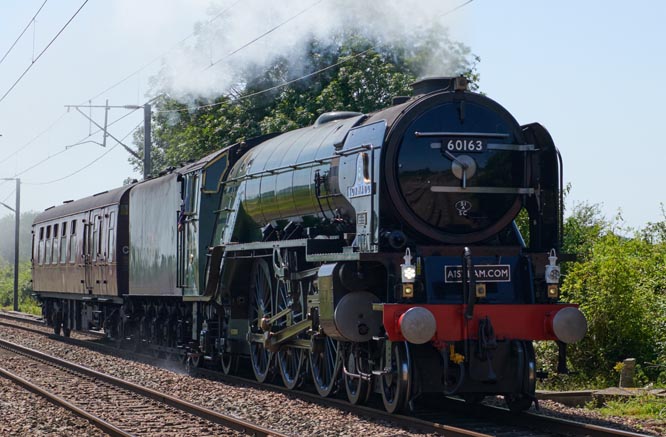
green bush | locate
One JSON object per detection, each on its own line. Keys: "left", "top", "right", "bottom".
{"left": 0, "top": 261, "right": 38, "bottom": 315}
{"left": 561, "top": 231, "right": 666, "bottom": 385}
{"left": 532, "top": 203, "right": 666, "bottom": 389}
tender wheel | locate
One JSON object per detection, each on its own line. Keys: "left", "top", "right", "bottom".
{"left": 169, "top": 352, "right": 184, "bottom": 362}
{"left": 218, "top": 306, "right": 236, "bottom": 375}
{"left": 343, "top": 343, "right": 372, "bottom": 405}
{"left": 380, "top": 342, "right": 411, "bottom": 414}
{"left": 190, "top": 352, "right": 204, "bottom": 368}
{"left": 115, "top": 317, "right": 124, "bottom": 340}
{"left": 309, "top": 336, "right": 341, "bottom": 397}
{"left": 248, "top": 259, "right": 274, "bottom": 383}
{"left": 62, "top": 326, "right": 71, "bottom": 338}
{"left": 220, "top": 349, "right": 236, "bottom": 375}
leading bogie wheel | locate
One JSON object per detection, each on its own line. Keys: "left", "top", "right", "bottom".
{"left": 343, "top": 343, "right": 372, "bottom": 405}
{"left": 248, "top": 258, "right": 275, "bottom": 383}
{"left": 505, "top": 340, "right": 536, "bottom": 413}
{"left": 380, "top": 341, "right": 411, "bottom": 414}
{"left": 505, "top": 394, "right": 533, "bottom": 412}
{"left": 462, "top": 393, "right": 485, "bottom": 405}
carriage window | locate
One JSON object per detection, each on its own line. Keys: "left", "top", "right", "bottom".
{"left": 108, "top": 212, "right": 115, "bottom": 261}
{"left": 38, "top": 227, "right": 44, "bottom": 265}
{"left": 98, "top": 215, "right": 104, "bottom": 258}
{"left": 108, "top": 229, "right": 115, "bottom": 261}
{"left": 52, "top": 224, "right": 59, "bottom": 264}
{"left": 69, "top": 220, "right": 77, "bottom": 264}
{"left": 93, "top": 216, "right": 99, "bottom": 261}
{"left": 190, "top": 174, "right": 198, "bottom": 211}
{"left": 59, "top": 222, "right": 67, "bottom": 264}
{"left": 45, "top": 225, "right": 52, "bottom": 264}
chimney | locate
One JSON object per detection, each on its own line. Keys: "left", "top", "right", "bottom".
{"left": 410, "top": 76, "right": 468, "bottom": 95}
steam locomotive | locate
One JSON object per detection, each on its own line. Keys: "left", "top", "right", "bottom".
{"left": 32, "top": 76, "right": 587, "bottom": 413}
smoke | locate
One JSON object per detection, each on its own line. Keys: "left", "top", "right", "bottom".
{"left": 140, "top": 0, "right": 470, "bottom": 100}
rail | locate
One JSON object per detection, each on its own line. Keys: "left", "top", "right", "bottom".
{"left": 0, "top": 337, "right": 286, "bottom": 437}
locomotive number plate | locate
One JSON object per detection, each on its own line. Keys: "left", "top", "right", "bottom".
{"left": 444, "top": 264, "right": 511, "bottom": 283}
{"left": 444, "top": 138, "right": 486, "bottom": 153}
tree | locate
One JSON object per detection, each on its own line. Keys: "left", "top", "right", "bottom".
{"left": 562, "top": 202, "right": 608, "bottom": 261}
{"left": 0, "top": 211, "right": 38, "bottom": 263}
{"left": 0, "top": 260, "right": 36, "bottom": 314}
{"left": 638, "top": 204, "right": 666, "bottom": 244}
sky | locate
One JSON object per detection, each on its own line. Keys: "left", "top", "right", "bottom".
{"left": 0, "top": 0, "right": 664, "bottom": 232}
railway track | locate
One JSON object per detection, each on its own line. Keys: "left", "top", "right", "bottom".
{"left": 195, "top": 370, "right": 652, "bottom": 437}
{"left": 0, "top": 310, "right": 106, "bottom": 339}
{"left": 0, "top": 334, "right": 285, "bottom": 437}
{"left": 0, "top": 313, "right": 654, "bottom": 437}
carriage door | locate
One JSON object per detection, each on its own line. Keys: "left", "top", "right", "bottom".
{"left": 177, "top": 173, "right": 200, "bottom": 295}
{"left": 83, "top": 215, "right": 94, "bottom": 292}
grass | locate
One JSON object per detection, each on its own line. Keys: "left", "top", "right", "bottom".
{"left": 588, "top": 394, "right": 666, "bottom": 421}
{"left": 1, "top": 297, "right": 41, "bottom": 316}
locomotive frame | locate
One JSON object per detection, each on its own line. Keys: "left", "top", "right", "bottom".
{"left": 33, "top": 76, "right": 586, "bottom": 413}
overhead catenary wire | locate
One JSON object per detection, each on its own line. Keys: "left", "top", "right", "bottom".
{"left": 0, "top": 111, "right": 70, "bottom": 165}
{"left": 442, "top": 0, "right": 475, "bottom": 17}
{"left": 23, "top": 144, "right": 119, "bottom": 186}
{"left": 157, "top": 47, "right": 374, "bottom": 114}
{"left": 85, "top": 0, "right": 243, "bottom": 103}
{"left": 0, "top": 95, "right": 161, "bottom": 175}
{"left": 0, "top": 0, "right": 49, "bottom": 68}
{"left": 2, "top": 106, "right": 141, "bottom": 180}
{"left": 86, "top": 0, "right": 319, "bottom": 102}
{"left": 0, "top": 0, "right": 89, "bottom": 105}
{"left": 1, "top": 189, "right": 16, "bottom": 203}
{"left": 205, "top": 0, "right": 324, "bottom": 70}
{"left": 24, "top": 120, "right": 142, "bottom": 186}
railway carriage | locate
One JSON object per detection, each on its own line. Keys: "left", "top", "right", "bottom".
{"left": 33, "top": 76, "right": 586, "bottom": 413}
